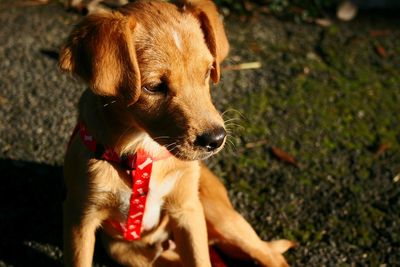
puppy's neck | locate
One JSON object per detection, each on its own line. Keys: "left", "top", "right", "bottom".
{"left": 78, "top": 89, "right": 164, "bottom": 158}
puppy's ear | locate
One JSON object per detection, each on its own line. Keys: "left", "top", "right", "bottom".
{"left": 185, "top": 0, "right": 229, "bottom": 83}
{"left": 59, "top": 12, "right": 140, "bottom": 103}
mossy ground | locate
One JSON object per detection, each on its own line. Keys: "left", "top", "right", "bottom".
{"left": 207, "top": 13, "right": 400, "bottom": 266}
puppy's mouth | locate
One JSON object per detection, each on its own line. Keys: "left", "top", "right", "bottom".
{"left": 159, "top": 128, "right": 227, "bottom": 161}
{"left": 166, "top": 142, "right": 225, "bottom": 161}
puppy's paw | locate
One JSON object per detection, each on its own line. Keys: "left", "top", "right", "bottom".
{"left": 256, "top": 239, "right": 296, "bottom": 267}
{"left": 265, "top": 239, "right": 297, "bottom": 254}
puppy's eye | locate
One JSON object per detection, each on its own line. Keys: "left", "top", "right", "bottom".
{"left": 142, "top": 82, "right": 168, "bottom": 94}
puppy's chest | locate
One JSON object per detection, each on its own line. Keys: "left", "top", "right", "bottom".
{"left": 117, "top": 170, "right": 181, "bottom": 231}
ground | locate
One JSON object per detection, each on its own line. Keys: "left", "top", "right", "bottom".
{"left": 0, "top": 1, "right": 399, "bottom": 266}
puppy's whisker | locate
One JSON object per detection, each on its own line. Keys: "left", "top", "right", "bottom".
{"left": 165, "top": 141, "right": 177, "bottom": 147}
{"left": 221, "top": 108, "right": 240, "bottom": 117}
{"left": 220, "top": 109, "right": 231, "bottom": 117}
{"left": 225, "top": 125, "right": 237, "bottom": 132}
{"left": 227, "top": 139, "right": 236, "bottom": 150}
{"left": 225, "top": 140, "right": 237, "bottom": 153}
{"left": 164, "top": 142, "right": 178, "bottom": 150}
{"left": 225, "top": 128, "right": 233, "bottom": 133}
{"left": 167, "top": 142, "right": 182, "bottom": 153}
{"left": 225, "top": 132, "right": 235, "bottom": 139}
{"left": 225, "top": 121, "right": 244, "bottom": 127}
{"left": 221, "top": 108, "right": 246, "bottom": 120}
{"left": 224, "top": 118, "right": 241, "bottom": 123}
{"left": 225, "top": 132, "right": 237, "bottom": 148}
{"left": 225, "top": 141, "right": 235, "bottom": 152}
{"left": 225, "top": 128, "right": 242, "bottom": 135}
{"left": 153, "top": 136, "right": 173, "bottom": 141}
{"left": 225, "top": 122, "right": 245, "bottom": 130}
{"left": 176, "top": 150, "right": 183, "bottom": 159}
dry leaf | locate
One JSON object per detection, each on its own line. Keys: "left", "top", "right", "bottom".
{"left": 243, "top": 1, "right": 254, "bottom": 12}
{"left": 289, "top": 6, "right": 305, "bottom": 14}
{"left": 315, "top": 18, "right": 332, "bottom": 27}
{"left": 259, "top": 6, "right": 270, "bottom": 14}
{"left": 271, "top": 146, "right": 298, "bottom": 167}
{"left": 222, "top": 62, "right": 262, "bottom": 71}
{"left": 245, "top": 140, "right": 268, "bottom": 149}
{"left": 375, "top": 44, "right": 388, "bottom": 58}
{"left": 0, "top": 96, "right": 8, "bottom": 106}
{"left": 375, "top": 143, "right": 390, "bottom": 157}
{"left": 249, "top": 43, "right": 262, "bottom": 53}
{"left": 369, "top": 30, "right": 390, "bottom": 38}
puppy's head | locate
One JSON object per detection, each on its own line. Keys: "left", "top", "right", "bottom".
{"left": 60, "top": 0, "right": 229, "bottom": 161}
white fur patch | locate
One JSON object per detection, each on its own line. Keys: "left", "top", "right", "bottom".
{"left": 117, "top": 171, "right": 181, "bottom": 231}
{"left": 118, "top": 190, "right": 132, "bottom": 216}
{"left": 122, "top": 133, "right": 163, "bottom": 158}
{"left": 172, "top": 30, "right": 182, "bottom": 52}
{"left": 118, "top": 132, "right": 178, "bottom": 230}
{"left": 142, "top": 171, "right": 181, "bottom": 230}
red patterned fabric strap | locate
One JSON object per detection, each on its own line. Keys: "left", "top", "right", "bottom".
{"left": 69, "top": 123, "right": 169, "bottom": 240}
{"left": 123, "top": 149, "right": 152, "bottom": 240}
{"left": 77, "top": 122, "right": 120, "bottom": 163}
{"left": 70, "top": 123, "right": 229, "bottom": 265}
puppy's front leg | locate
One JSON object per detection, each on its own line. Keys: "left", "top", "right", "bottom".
{"left": 166, "top": 175, "right": 211, "bottom": 267}
{"left": 63, "top": 200, "right": 104, "bottom": 267}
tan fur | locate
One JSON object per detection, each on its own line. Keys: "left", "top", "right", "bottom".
{"left": 61, "top": 1, "right": 293, "bottom": 266}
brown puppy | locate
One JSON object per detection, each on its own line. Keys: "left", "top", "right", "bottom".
{"left": 60, "top": 1, "right": 294, "bottom": 266}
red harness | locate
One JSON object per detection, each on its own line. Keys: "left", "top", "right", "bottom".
{"left": 69, "top": 123, "right": 228, "bottom": 266}
{"left": 70, "top": 122, "right": 168, "bottom": 241}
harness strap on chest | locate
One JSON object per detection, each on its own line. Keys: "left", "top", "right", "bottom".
{"left": 70, "top": 122, "right": 155, "bottom": 240}
{"left": 123, "top": 149, "right": 153, "bottom": 240}
{"left": 69, "top": 123, "right": 229, "bottom": 266}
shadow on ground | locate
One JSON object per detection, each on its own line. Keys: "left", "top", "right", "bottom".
{"left": 0, "top": 159, "right": 64, "bottom": 266}
{"left": 0, "top": 159, "right": 257, "bottom": 266}
{"left": 0, "top": 159, "right": 122, "bottom": 267}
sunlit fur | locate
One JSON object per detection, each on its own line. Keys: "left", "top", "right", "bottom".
{"left": 61, "top": 1, "right": 293, "bottom": 267}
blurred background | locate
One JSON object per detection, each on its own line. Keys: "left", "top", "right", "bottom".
{"left": 0, "top": 0, "right": 399, "bottom": 266}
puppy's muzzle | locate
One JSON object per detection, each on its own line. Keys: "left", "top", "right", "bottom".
{"left": 194, "top": 126, "right": 226, "bottom": 151}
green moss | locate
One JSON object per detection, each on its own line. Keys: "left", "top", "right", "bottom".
{"left": 211, "top": 14, "right": 400, "bottom": 265}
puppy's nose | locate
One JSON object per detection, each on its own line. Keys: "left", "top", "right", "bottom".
{"left": 195, "top": 127, "right": 226, "bottom": 151}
